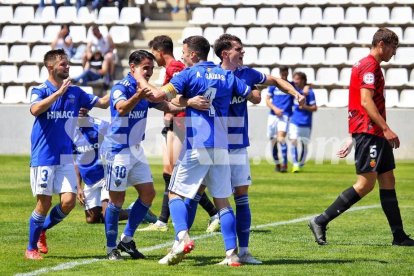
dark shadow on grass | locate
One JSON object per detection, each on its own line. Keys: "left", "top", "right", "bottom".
{"left": 250, "top": 229, "right": 272, "bottom": 233}
{"left": 261, "top": 259, "right": 388, "bottom": 265}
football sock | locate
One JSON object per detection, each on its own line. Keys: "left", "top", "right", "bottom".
{"left": 272, "top": 140, "right": 279, "bottom": 164}
{"left": 315, "top": 186, "right": 361, "bottom": 226}
{"left": 123, "top": 198, "right": 149, "bottom": 237}
{"left": 169, "top": 197, "right": 188, "bottom": 237}
{"left": 199, "top": 192, "right": 218, "bottom": 217}
{"left": 219, "top": 207, "right": 237, "bottom": 251}
{"left": 235, "top": 194, "right": 251, "bottom": 248}
{"left": 239, "top": 247, "right": 248, "bottom": 256}
{"left": 43, "top": 204, "right": 66, "bottom": 230}
{"left": 291, "top": 144, "right": 298, "bottom": 165}
{"left": 299, "top": 141, "right": 308, "bottom": 166}
{"left": 380, "top": 189, "right": 406, "bottom": 241}
{"left": 28, "top": 211, "right": 46, "bottom": 250}
{"left": 158, "top": 173, "right": 171, "bottom": 224}
{"left": 105, "top": 202, "right": 120, "bottom": 248}
{"left": 281, "top": 142, "right": 288, "bottom": 165}
{"left": 184, "top": 193, "right": 201, "bottom": 229}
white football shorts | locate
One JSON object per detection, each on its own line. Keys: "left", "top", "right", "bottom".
{"left": 30, "top": 164, "right": 77, "bottom": 196}
{"left": 267, "top": 114, "right": 289, "bottom": 139}
{"left": 229, "top": 147, "right": 252, "bottom": 188}
{"left": 288, "top": 123, "right": 311, "bottom": 141}
{"left": 83, "top": 178, "right": 109, "bottom": 210}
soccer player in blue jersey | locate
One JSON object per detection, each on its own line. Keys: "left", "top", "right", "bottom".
{"left": 150, "top": 35, "right": 259, "bottom": 266}
{"left": 26, "top": 49, "right": 109, "bottom": 260}
{"left": 289, "top": 72, "right": 317, "bottom": 173}
{"left": 101, "top": 50, "right": 192, "bottom": 260}
{"left": 212, "top": 34, "right": 304, "bottom": 264}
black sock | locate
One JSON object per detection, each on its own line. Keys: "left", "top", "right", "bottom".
{"left": 158, "top": 173, "right": 171, "bottom": 223}
{"left": 380, "top": 189, "right": 406, "bottom": 241}
{"left": 199, "top": 192, "right": 218, "bottom": 217}
{"left": 272, "top": 141, "right": 279, "bottom": 163}
{"left": 315, "top": 186, "right": 361, "bottom": 226}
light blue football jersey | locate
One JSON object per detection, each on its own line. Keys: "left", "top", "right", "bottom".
{"left": 291, "top": 88, "right": 316, "bottom": 127}
{"left": 30, "top": 81, "right": 98, "bottom": 166}
{"left": 169, "top": 61, "right": 251, "bottom": 149}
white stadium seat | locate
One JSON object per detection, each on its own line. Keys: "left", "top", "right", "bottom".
{"left": 180, "top": 27, "right": 203, "bottom": 42}
{"left": 401, "top": 27, "right": 414, "bottom": 45}
{"left": 42, "top": 25, "right": 61, "bottom": 43}
{"left": 366, "top": 7, "right": 389, "bottom": 24}
{"left": 397, "top": 90, "right": 414, "bottom": 108}
{"left": 0, "top": 86, "right": 4, "bottom": 103}
{"left": 334, "top": 27, "right": 357, "bottom": 45}
{"left": 252, "top": 67, "right": 270, "bottom": 76}
{"left": 203, "top": 27, "right": 224, "bottom": 45}
{"left": 30, "top": 45, "right": 52, "bottom": 63}
{"left": 255, "top": 7, "right": 278, "bottom": 25}
{"left": 189, "top": 7, "right": 214, "bottom": 25}
{"left": 338, "top": 68, "right": 352, "bottom": 86}
{"left": 21, "top": 25, "right": 43, "bottom": 43}
{"left": 389, "top": 7, "right": 412, "bottom": 25}
{"left": 408, "top": 69, "right": 414, "bottom": 87}
{"left": 385, "top": 89, "right": 399, "bottom": 108}
{"left": 392, "top": 47, "right": 414, "bottom": 66}
{"left": 54, "top": 6, "right": 77, "bottom": 24}
{"left": 18, "top": 65, "right": 40, "bottom": 83}
{"left": 80, "top": 86, "right": 94, "bottom": 95}
{"left": 3, "top": 86, "right": 27, "bottom": 104}
{"left": 243, "top": 47, "right": 258, "bottom": 65}
{"left": 12, "top": 6, "right": 34, "bottom": 24}
{"left": 234, "top": 7, "right": 256, "bottom": 25}
{"left": 40, "top": 66, "right": 48, "bottom": 80}
{"left": 347, "top": 47, "right": 369, "bottom": 65}
{"left": 289, "top": 27, "right": 312, "bottom": 45}
{"left": 327, "top": 89, "right": 348, "bottom": 108}
{"left": 33, "top": 6, "right": 55, "bottom": 24}
{"left": 385, "top": 68, "right": 408, "bottom": 87}
{"left": 300, "top": 7, "right": 322, "bottom": 25}
{"left": 0, "top": 6, "right": 13, "bottom": 24}
{"left": 0, "top": 45, "right": 8, "bottom": 62}
{"left": 0, "top": 25, "right": 22, "bottom": 43}
{"left": 324, "top": 47, "right": 347, "bottom": 66}
{"left": 77, "top": 7, "right": 96, "bottom": 24}
{"left": 117, "top": 7, "right": 141, "bottom": 25}
{"left": 70, "top": 25, "right": 87, "bottom": 43}
{"left": 312, "top": 88, "right": 328, "bottom": 107}
{"left": 343, "top": 7, "right": 367, "bottom": 25}
{"left": 96, "top": 7, "right": 119, "bottom": 25}
{"left": 303, "top": 47, "right": 325, "bottom": 65}
{"left": 221, "top": 0, "right": 241, "bottom": 5}
{"left": 245, "top": 27, "right": 268, "bottom": 45}
{"left": 256, "top": 47, "right": 279, "bottom": 66}
{"left": 268, "top": 27, "right": 290, "bottom": 45}
{"left": 312, "top": 27, "right": 334, "bottom": 45}
{"left": 388, "top": 27, "right": 403, "bottom": 41}
{"left": 226, "top": 27, "right": 247, "bottom": 42}
{"left": 69, "top": 66, "right": 84, "bottom": 79}
{"left": 357, "top": 27, "right": 377, "bottom": 45}
{"left": 109, "top": 26, "right": 130, "bottom": 44}
{"left": 322, "top": 7, "right": 344, "bottom": 25}
{"left": 0, "top": 65, "right": 18, "bottom": 83}
{"left": 278, "top": 7, "right": 300, "bottom": 25}
{"left": 8, "top": 45, "right": 30, "bottom": 63}
{"left": 314, "top": 68, "right": 338, "bottom": 86}
{"left": 279, "top": 47, "right": 302, "bottom": 66}
{"left": 212, "top": 8, "right": 235, "bottom": 25}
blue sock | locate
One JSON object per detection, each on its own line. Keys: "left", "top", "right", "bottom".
{"left": 291, "top": 144, "right": 298, "bottom": 165}
{"left": 169, "top": 198, "right": 188, "bottom": 237}
{"left": 28, "top": 211, "right": 46, "bottom": 250}
{"left": 123, "top": 198, "right": 149, "bottom": 237}
{"left": 43, "top": 204, "right": 66, "bottom": 230}
{"left": 219, "top": 207, "right": 237, "bottom": 251}
{"left": 281, "top": 142, "right": 288, "bottom": 165}
{"left": 184, "top": 193, "right": 201, "bottom": 229}
{"left": 105, "top": 202, "right": 120, "bottom": 248}
{"left": 272, "top": 141, "right": 279, "bottom": 164}
{"left": 235, "top": 195, "right": 251, "bottom": 248}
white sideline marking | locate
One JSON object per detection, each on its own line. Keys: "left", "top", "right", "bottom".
{"left": 16, "top": 205, "right": 380, "bottom": 276}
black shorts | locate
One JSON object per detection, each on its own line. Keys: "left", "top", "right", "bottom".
{"left": 353, "top": 133, "right": 395, "bottom": 175}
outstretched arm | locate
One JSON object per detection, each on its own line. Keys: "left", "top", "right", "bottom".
{"left": 264, "top": 75, "right": 306, "bottom": 107}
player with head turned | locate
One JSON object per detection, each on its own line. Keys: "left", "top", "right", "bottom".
{"left": 213, "top": 33, "right": 305, "bottom": 264}
{"left": 309, "top": 28, "right": 414, "bottom": 246}
{"left": 101, "top": 50, "right": 187, "bottom": 260}
{"left": 140, "top": 35, "right": 220, "bottom": 233}
{"left": 25, "top": 49, "right": 109, "bottom": 260}
{"left": 148, "top": 35, "right": 259, "bottom": 266}
{"left": 289, "top": 71, "right": 317, "bottom": 173}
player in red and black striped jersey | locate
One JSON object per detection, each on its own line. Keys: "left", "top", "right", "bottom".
{"left": 142, "top": 35, "right": 219, "bottom": 232}
{"left": 309, "top": 28, "right": 414, "bottom": 246}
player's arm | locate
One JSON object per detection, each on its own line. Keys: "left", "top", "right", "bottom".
{"left": 74, "top": 163, "right": 85, "bottom": 206}
{"left": 93, "top": 93, "right": 110, "bottom": 109}
{"left": 264, "top": 75, "right": 305, "bottom": 106}
{"left": 265, "top": 94, "right": 283, "bottom": 116}
{"left": 30, "top": 78, "right": 71, "bottom": 116}
{"left": 246, "top": 86, "right": 261, "bottom": 104}
{"left": 361, "top": 88, "right": 399, "bottom": 148}
{"left": 134, "top": 74, "right": 169, "bottom": 102}
{"left": 172, "top": 94, "right": 210, "bottom": 111}
{"left": 337, "top": 136, "right": 354, "bottom": 158}
{"left": 154, "top": 101, "right": 185, "bottom": 113}
{"left": 115, "top": 87, "right": 151, "bottom": 116}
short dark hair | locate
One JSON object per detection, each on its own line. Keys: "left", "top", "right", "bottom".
{"left": 148, "top": 35, "right": 174, "bottom": 54}
{"left": 213, "top": 33, "right": 242, "bottom": 61}
{"left": 43, "top": 49, "right": 67, "bottom": 67}
{"left": 293, "top": 71, "right": 307, "bottom": 84}
{"left": 182, "top": 36, "right": 210, "bottom": 61}
{"left": 129, "top": 50, "right": 156, "bottom": 65}
{"left": 280, "top": 66, "right": 289, "bottom": 73}
{"left": 372, "top": 28, "right": 399, "bottom": 47}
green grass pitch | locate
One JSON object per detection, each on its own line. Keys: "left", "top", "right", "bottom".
{"left": 1, "top": 155, "right": 413, "bottom": 275}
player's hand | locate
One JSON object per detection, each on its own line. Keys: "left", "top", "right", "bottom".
{"left": 148, "top": 90, "right": 167, "bottom": 103}
{"left": 337, "top": 137, "right": 353, "bottom": 158}
{"left": 384, "top": 128, "right": 400, "bottom": 149}
{"left": 296, "top": 93, "right": 306, "bottom": 107}
{"left": 77, "top": 188, "right": 85, "bottom": 206}
{"left": 136, "top": 87, "right": 151, "bottom": 99}
{"left": 187, "top": 96, "right": 210, "bottom": 111}
{"left": 273, "top": 108, "right": 283, "bottom": 117}
{"left": 56, "top": 78, "right": 71, "bottom": 96}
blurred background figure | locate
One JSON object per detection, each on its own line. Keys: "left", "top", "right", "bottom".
{"left": 51, "top": 24, "right": 75, "bottom": 59}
